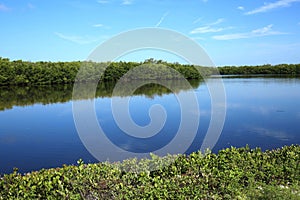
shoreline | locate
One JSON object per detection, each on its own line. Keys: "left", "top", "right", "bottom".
{"left": 1, "top": 144, "right": 299, "bottom": 199}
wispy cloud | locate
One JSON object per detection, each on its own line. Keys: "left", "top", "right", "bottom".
{"left": 190, "top": 27, "right": 228, "bottom": 34}
{"left": 92, "top": 23, "right": 111, "bottom": 29}
{"left": 27, "top": 3, "right": 35, "bottom": 9}
{"left": 193, "top": 17, "right": 202, "bottom": 24}
{"left": 54, "top": 32, "right": 102, "bottom": 44}
{"left": 212, "top": 24, "right": 286, "bottom": 40}
{"left": 0, "top": 3, "right": 9, "bottom": 11}
{"left": 237, "top": 6, "right": 244, "bottom": 10}
{"left": 97, "top": 0, "right": 109, "bottom": 3}
{"left": 207, "top": 18, "right": 225, "bottom": 26}
{"left": 93, "top": 24, "right": 103, "bottom": 27}
{"left": 245, "top": 0, "right": 300, "bottom": 15}
{"left": 122, "top": 0, "right": 133, "bottom": 5}
{"left": 155, "top": 12, "right": 169, "bottom": 27}
{"left": 190, "top": 18, "right": 229, "bottom": 34}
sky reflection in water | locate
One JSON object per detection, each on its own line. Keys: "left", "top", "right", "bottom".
{"left": 0, "top": 77, "right": 299, "bottom": 174}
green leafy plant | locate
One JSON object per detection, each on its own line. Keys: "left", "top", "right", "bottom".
{"left": 0, "top": 145, "right": 299, "bottom": 199}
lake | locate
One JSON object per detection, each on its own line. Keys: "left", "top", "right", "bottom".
{"left": 0, "top": 76, "right": 300, "bottom": 174}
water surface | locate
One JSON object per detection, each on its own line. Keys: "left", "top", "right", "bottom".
{"left": 0, "top": 77, "right": 299, "bottom": 174}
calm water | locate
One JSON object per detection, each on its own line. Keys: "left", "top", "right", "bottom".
{"left": 0, "top": 77, "right": 300, "bottom": 174}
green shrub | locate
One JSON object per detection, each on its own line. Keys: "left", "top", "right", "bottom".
{"left": 0, "top": 145, "right": 299, "bottom": 199}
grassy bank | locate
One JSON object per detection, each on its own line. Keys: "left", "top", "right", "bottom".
{"left": 0, "top": 145, "right": 299, "bottom": 199}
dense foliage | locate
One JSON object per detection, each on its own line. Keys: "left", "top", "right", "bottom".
{"left": 1, "top": 57, "right": 299, "bottom": 85}
{"left": 0, "top": 145, "right": 299, "bottom": 199}
{"left": 0, "top": 58, "right": 213, "bottom": 85}
{"left": 219, "top": 64, "right": 300, "bottom": 75}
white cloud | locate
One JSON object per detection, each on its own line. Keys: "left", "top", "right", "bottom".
{"left": 98, "top": 0, "right": 133, "bottom": 5}
{"left": 237, "top": 6, "right": 244, "bottom": 10}
{"left": 193, "top": 17, "right": 202, "bottom": 24}
{"left": 92, "top": 24, "right": 111, "bottom": 29}
{"left": 155, "top": 12, "right": 169, "bottom": 27}
{"left": 209, "top": 18, "right": 225, "bottom": 26}
{"left": 252, "top": 24, "right": 274, "bottom": 34}
{"left": 54, "top": 32, "right": 101, "bottom": 44}
{"left": 245, "top": 0, "right": 300, "bottom": 15}
{"left": 190, "top": 26, "right": 228, "bottom": 34}
{"left": 93, "top": 24, "right": 103, "bottom": 27}
{"left": 190, "top": 18, "right": 229, "bottom": 34}
{"left": 0, "top": 3, "right": 9, "bottom": 11}
{"left": 97, "top": 0, "right": 109, "bottom": 3}
{"left": 212, "top": 24, "right": 287, "bottom": 40}
{"left": 122, "top": 0, "right": 133, "bottom": 5}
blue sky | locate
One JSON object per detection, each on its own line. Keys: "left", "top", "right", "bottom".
{"left": 0, "top": 0, "right": 300, "bottom": 66}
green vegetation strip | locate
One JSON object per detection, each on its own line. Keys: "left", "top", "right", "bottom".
{"left": 0, "top": 58, "right": 211, "bottom": 85}
{"left": 1, "top": 145, "right": 299, "bottom": 199}
{"left": 2, "top": 57, "right": 300, "bottom": 86}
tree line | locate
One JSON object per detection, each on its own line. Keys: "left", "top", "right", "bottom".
{"left": 1, "top": 57, "right": 300, "bottom": 85}
{"left": 218, "top": 64, "right": 300, "bottom": 75}
{"left": 0, "top": 58, "right": 210, "bottom": 86}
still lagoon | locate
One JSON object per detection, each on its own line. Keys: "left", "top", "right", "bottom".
{"left": 0, "top": 76, "right": 299, "bottom": 174}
